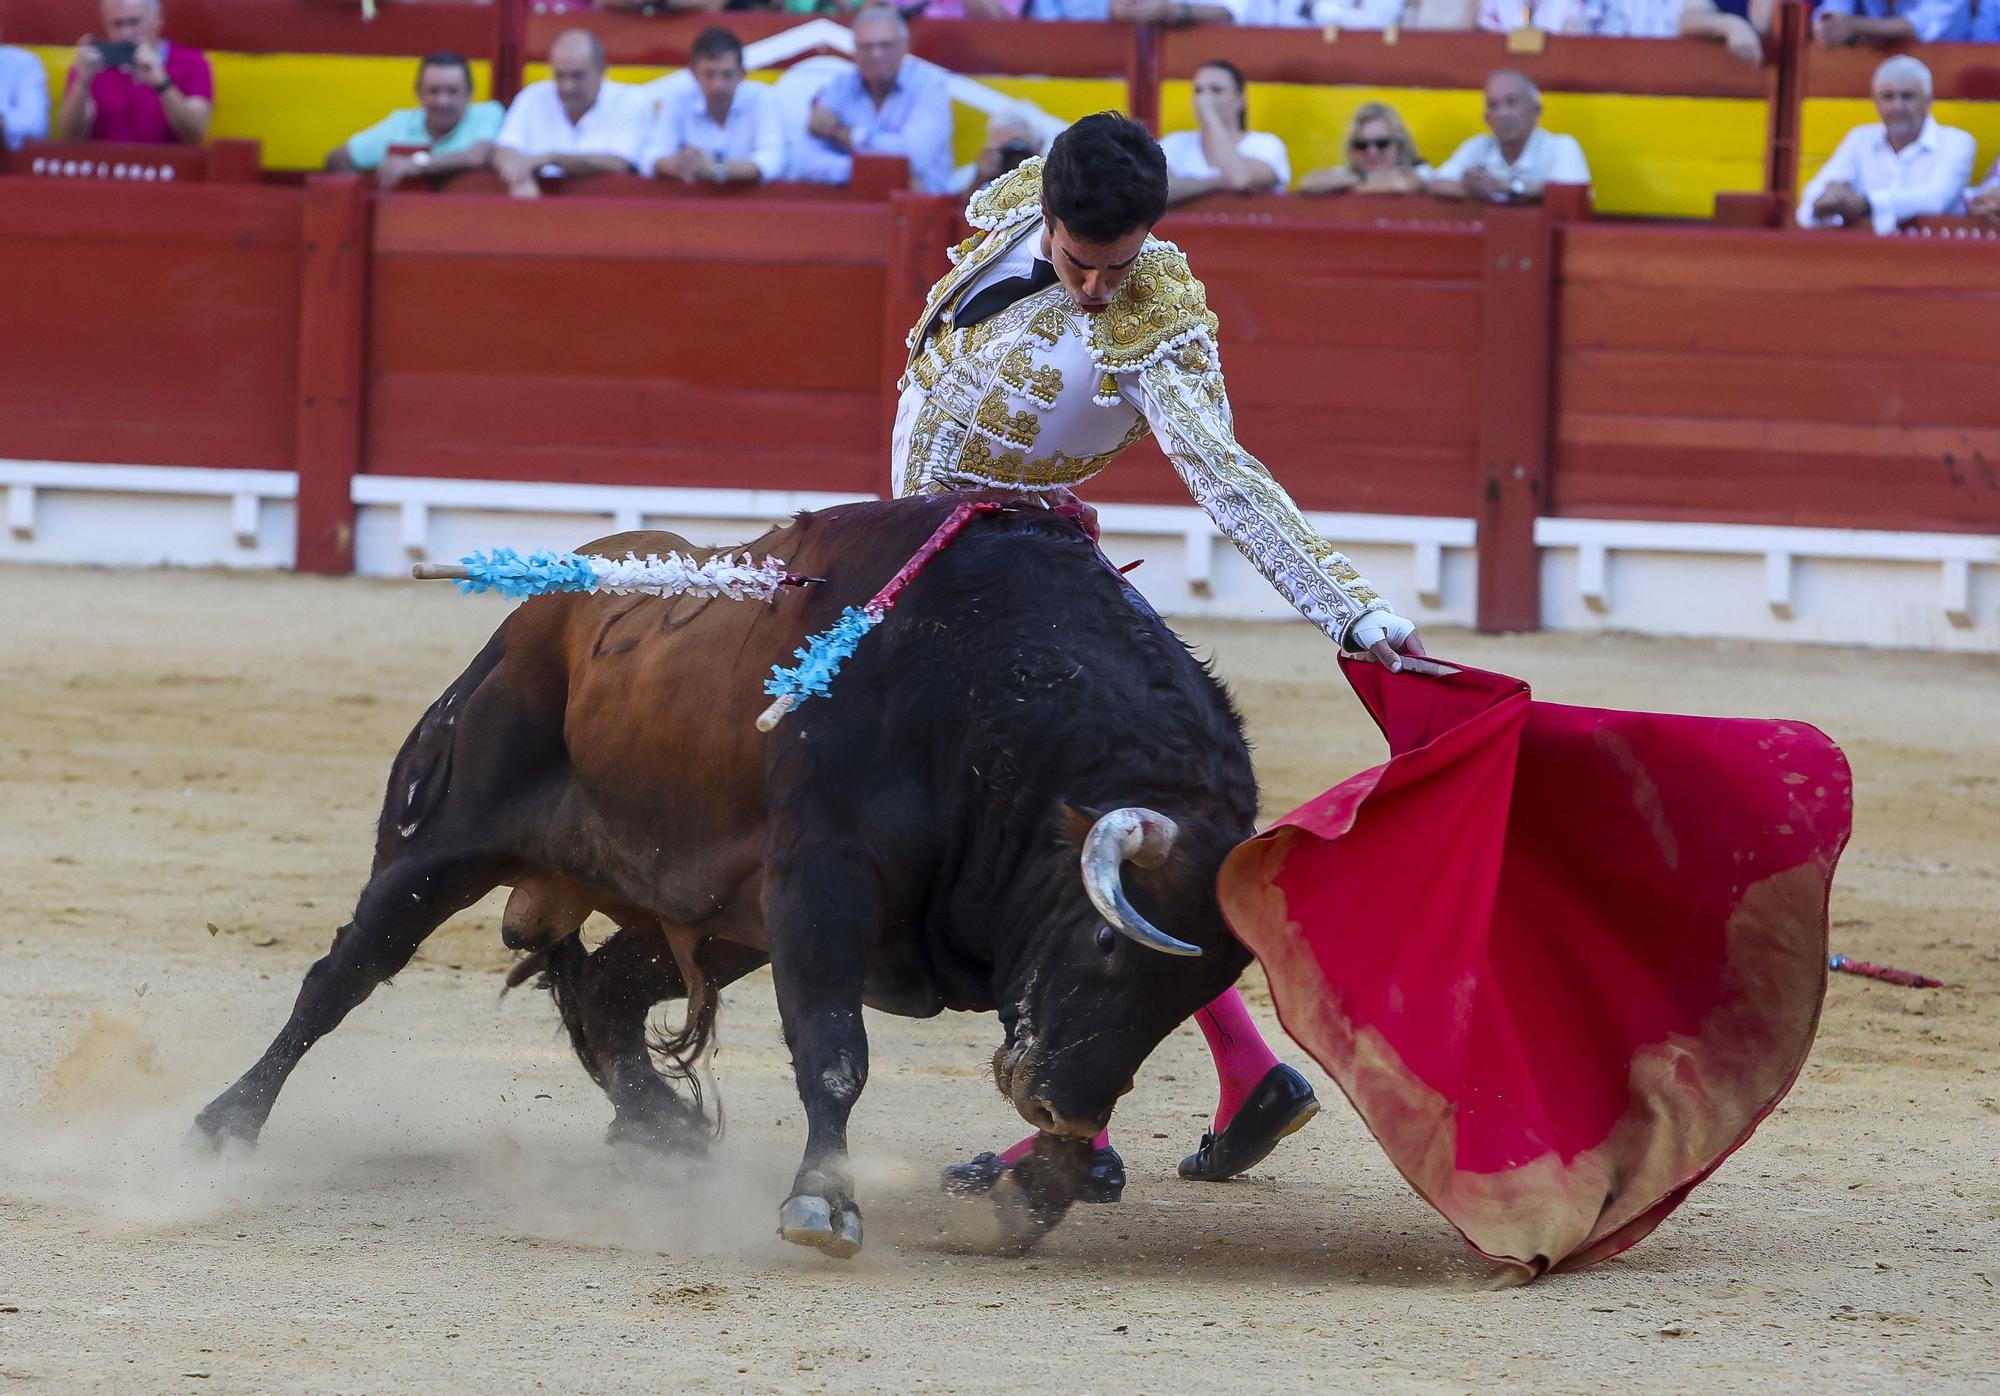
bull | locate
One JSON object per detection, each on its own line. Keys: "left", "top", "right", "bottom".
{"left": 191, "top": 494, "right": 1261, "bottom": 1256}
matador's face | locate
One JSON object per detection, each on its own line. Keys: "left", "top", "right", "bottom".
{"left": 1041, "top": 217, "right": 1150, "bottom": 316}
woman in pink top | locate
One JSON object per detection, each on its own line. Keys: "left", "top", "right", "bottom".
{"left": 58, "top": 0, "right": 213, "bottom": 146}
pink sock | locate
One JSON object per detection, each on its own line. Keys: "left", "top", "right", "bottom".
{"left": 997, "top": 1128, "right": 1113, "bottom": 1165}
{"left": 1197, "top": 986, "right": 1283, "bottom": 1130}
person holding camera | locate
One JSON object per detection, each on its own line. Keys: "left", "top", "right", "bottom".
{"left": 59, "top": 0, "right": 211, "bottom": 146}
{"left": 965, "top": 104, "right": 1046, "bottom": 193}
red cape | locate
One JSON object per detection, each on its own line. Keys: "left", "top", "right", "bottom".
{"left": 1218, "top": 661, "right": 1851, "bottom": 1277}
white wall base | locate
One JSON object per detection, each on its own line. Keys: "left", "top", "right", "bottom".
{"left": 1537, "top": 519, "right": 2000, "bottom": 653}
{"left": 7, "top": 462, "right": 2000, "bottom": 654}
{"left": 0, "top": 462, "right": 297, "bottom": 569}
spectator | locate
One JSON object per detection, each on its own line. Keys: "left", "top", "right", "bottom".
{"left": 642, "top": 27, "right": 785, "bottom": 186}
{"left": 966, "top": 103, "right": 1047, "bottom": 193}
{"left": 1481, "top": 0, "right": 1768, "bottom": 65}
{"left": 491, "top": 29, "right": 648, "bottom": 199}
{"left": 1, "top": 26, "right": 50, "bottom": 151}
{"left": 1430, "top": 69, "right": 1590, "bottom": 204}
{"left": 1237, "top": 0, "right": 1493, "bottom": 25}
{"left": 1107, "top": 0, "right": 1244, "bottom": 21}
{"left": 58, "top": 0, "right": 211, "bottom": 146}
{"left": 1681, "top": 0, "right": 1770, "bottom": 66}
{"left": 916, "top": 0, "right": 1030, "bottom": 15}
{"left": 792, "top": 7, "right": 955, "bottom": 195}
{"left": 325, "top": 52, "right": 502, "bottom": 188}
{"left": 1814, "top": 0, "right": 1973, "bottom": 45}
{"left": 1161, "top": 60, "right": 1290, "bottom": 205}
{"left": 1979, "top": 0, "right": 2000, "bottom": 40}
{"left": 1968, "top": 158, "right": 2000, "bottom": 223}
{"left": 1298, "top": 102, "right": 1429, "bottom": 196}
{"left": 1796, "top": 56, "right": 1974, "bottom": 235}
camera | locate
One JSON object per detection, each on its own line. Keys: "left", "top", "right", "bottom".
{"left": 995, "top": 138, "right": 1035, "bottom": 178}
{"left": 92, "top": 39, "right": 138, "bottom": 68}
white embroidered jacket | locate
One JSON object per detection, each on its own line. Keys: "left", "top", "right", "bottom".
{"left": 892, "top": 157, "right": 1391, "bottom": 646}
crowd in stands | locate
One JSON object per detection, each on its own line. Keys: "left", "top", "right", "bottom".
{"left": 4, "top": 0, "right": 2000, "bottom": 230}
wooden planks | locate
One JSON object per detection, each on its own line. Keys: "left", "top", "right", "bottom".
{"left": 1160, "top": 219, "right": 1487, "bottom": 520}
{"left": 365, "top": 198, "right": 893, "bottom": 493}
{"left": 1554, "top": 223, "right": 2000, "bottom": 532}
{"left": 0, "top": 182, "right": 301, "bottom": 471}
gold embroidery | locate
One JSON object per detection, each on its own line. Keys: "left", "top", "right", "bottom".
{"left": 1090, "top": 246, "right": 1221, "bottom": 371}
{"left": 976, "top": 389, "right": 1041, "bottom": 449}
{"left": 965, "top": 157, "right": 1045, "bottom": 233}
{"left": 959, "top": 314, "right": 1004, "bottom": 359}
{"left": 998, "top": 346, "right": 1063, "bottom": 407}
{"left": 960, "top": 434, "right": 1027, "bottom": 476}
{"left": 1178, "top": 342, "right": 1210, "bottom": 372}
{"left": 1027, "top": 306, "right": 1071, "bottom": 347}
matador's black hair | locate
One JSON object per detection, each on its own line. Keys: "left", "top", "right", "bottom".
{"left": 1042, "top": 112, "right": 1168, "bottom": 244}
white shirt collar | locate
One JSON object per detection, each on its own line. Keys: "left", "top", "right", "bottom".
{"left": 1875, "top": 115, "right": 1941, "bottom": 158}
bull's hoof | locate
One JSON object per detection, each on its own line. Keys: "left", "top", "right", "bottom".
{"left": 605, "top": 1110, "right": 709, "bottom": 1159}
{"left": 778, "top": 1194, "right": 864, "bottom": 1259}
{"left": 985, "top": 1172, "right": 1062, "bottom": 1256}
{"left": 187, "top": 1100, "right": 262, "bottom": 1153}
{"left": 942, "top": 1147, "right": 1125, "bottom": 1204}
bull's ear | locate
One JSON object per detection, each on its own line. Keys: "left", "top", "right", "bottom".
{"left": 1058, "top": 802, "right": 1105, "bottom": 847}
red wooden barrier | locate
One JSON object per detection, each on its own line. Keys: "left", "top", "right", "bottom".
{"left": 295, "top": 174, "right": 368, "bottom": 575}
{"left": 1156, "top": 26, "right": 1770, "bottom": 99}
{"left": 1, "top": 137, "right": 262, "bottom": 182}
{"left": 0, "top": 0, "right": 493, "bottom": 56}
{"left": 425, "top": 155, "right": 911, "bottom": 199}
{"left": 1477, "top": 206, "right": 1558, "bottom": 632}
{"left": 362, "top": 193, "right": 901, "bottom": 495}
{"left": 0, "top": 180, "right": 302, "bottom": 472}
{"left": 1111, "top": 209, "right": 1490, "bottom": 521}
{"left": 1554, "top": 223, "right": 2000, "bottom": 535}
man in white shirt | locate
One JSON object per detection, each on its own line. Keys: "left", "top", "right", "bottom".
{"left": 1161, "top": 59, "right": 1291, "bottom": 205}
{"left": 1796, "top": 56, "right": 1974, "bottom": 236}
{"left": 1970, "top": 157, "right": 2000, "bottom": 224}
{"left": 642, "top": 26, "right": 784, "bottom": 187}
{"left": 0, "top": 31, "right": 49, "bottom": 151}
{"left": 491, "top": 29, "right": 649, "bottom": 199}
{"left": 1431, "top": 69, "right": 1591, "bottom": 205}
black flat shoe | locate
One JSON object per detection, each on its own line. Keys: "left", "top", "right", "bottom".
{"left": 1177, "top": 1064, "right": 1320, "bottom": 1182}
{"left": 941, "top": 1145, "right": 1126, "bottom": 1203}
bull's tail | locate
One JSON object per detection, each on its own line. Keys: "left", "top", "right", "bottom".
{"left": 517, "top": 934, "right": 607, "bottom": 1091}
{"left": 648, "top": 941, "right": 722, "bottom": 1138}
{"left": 373, "top": 623, "right": 513, "bottom": 866}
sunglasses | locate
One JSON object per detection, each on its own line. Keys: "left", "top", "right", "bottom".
{"left": 1350, "top": 137, "right": 1395, "bottom": 152}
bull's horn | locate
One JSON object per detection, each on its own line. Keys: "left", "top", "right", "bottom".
{"left": 1080, "top": 808, "right": 1200, "bottom": 958}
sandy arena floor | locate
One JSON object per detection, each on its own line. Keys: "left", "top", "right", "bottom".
{"left": 0, "top": 563, "right": 1995, "bottom": 1394}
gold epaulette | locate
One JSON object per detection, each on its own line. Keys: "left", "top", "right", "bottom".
{"left": 1087, "top": 242, "right": 1222, "bottom": 402}
{"left": 965, "top": 156, "right": 1046, "bottom": 234}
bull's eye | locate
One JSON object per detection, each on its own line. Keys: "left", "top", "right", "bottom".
{"left": 1095, "top": 925, "right": 1118, "bottom": 956}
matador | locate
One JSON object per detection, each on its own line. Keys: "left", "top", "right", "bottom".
{"left": 891, "top": 113, "right": 1437, "bottom": 1203}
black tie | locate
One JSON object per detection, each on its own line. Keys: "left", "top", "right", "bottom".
{"left": 951, "top": 258, "right": 1060, "bottom": 332}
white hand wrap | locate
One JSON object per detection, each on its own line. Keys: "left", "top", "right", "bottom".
{"left": 1346, "top": 609, "right": 1418, "bottom": 654}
